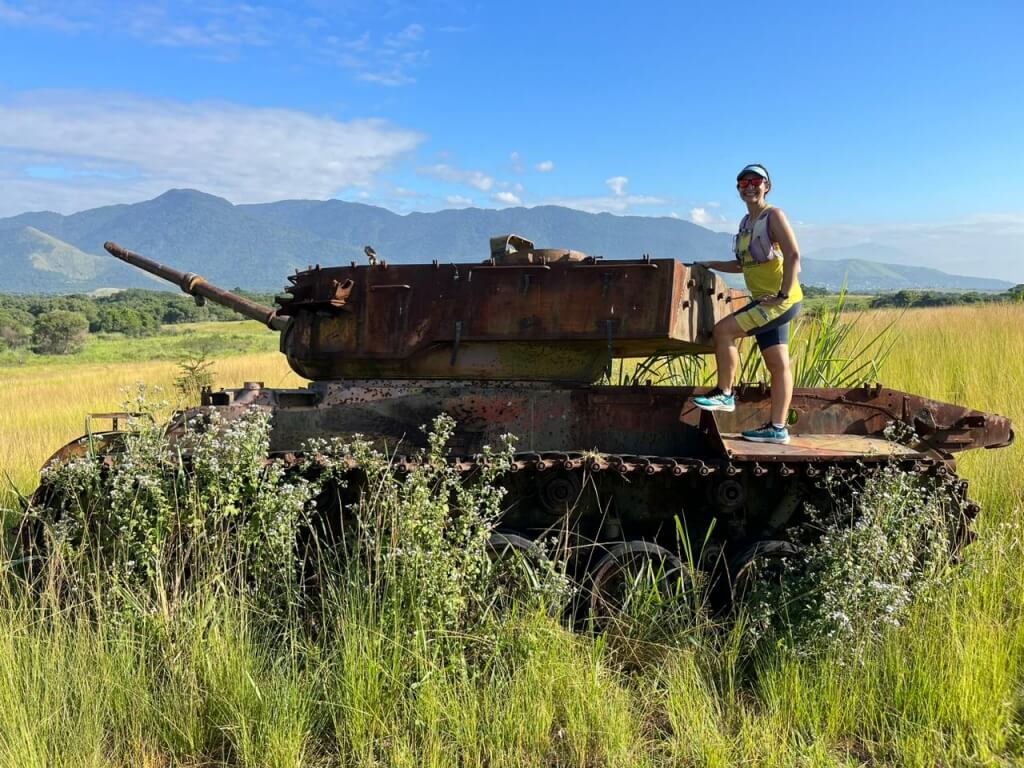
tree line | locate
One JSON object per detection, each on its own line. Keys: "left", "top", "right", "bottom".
{"left": 868, "top": 285, "right": 1024, "bottom": 309}
{"left": 0, "top": 288, "right": 275, "bottom": 355}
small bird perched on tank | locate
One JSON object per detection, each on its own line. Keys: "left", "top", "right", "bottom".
{"left": 364, "top": 245, "right": 378, "bottom": 265}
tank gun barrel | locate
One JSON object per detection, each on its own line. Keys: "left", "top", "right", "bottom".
{"left": 104, "top": 241, "right": 288, "bottom": 331}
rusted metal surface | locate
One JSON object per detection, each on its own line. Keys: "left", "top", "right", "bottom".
{"left": 103, "top": 239, "right": 736, "bottom": 382}
{"left": 98, "top": 235, "right": 1012, "bottom": 464}
{"left": 38, "top": 412, "right": 151, "bottom": 468}
{"left": 47, "top": 377, "right": 1001, "bottom": 561}
{"left": 104, "top": 241, "right": 288, "bottom": 331}
{"left": 195, "top": 380, "right": 1011, "bottom": 463}
{"left": 695, "top": 384, "right": 1014, "bottom": 457}
{"left": 41, "top": 431, "right": 122, "bottom": 467}
{"left": 487, "top": 234, "right": 589, "bottom": 265}
{"left": 276, "top": 257, "right": 734, "bottom": 381}
{"left": 719, "top": 435, "right": 921, "bottom": 460}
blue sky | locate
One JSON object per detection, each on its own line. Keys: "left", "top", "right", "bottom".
{"left": 1, "top": 0, "right": 1022, "bottom": 280}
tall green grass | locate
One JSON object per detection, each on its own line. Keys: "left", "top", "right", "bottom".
{"left": 2, "top": 304, "right": 1023, "bottom": 766}
{"left": 609, "top": 288, "right": 898, "bottom": 389}
{"left": 0, "top": 328, "right": 301, "bottom": 506}
{"left": 4, "top": 407, "right": 656, "bottom": 767}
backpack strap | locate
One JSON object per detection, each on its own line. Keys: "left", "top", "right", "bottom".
{"left": 733, "top": 214, "right": 750, "bottom": 261}
{"left": 749, "top": 206, "right": 780, "bottom": 263}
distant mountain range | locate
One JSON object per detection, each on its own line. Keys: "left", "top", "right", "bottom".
{"left": 0, "top": 189, "right": 1014, "bottom": 294}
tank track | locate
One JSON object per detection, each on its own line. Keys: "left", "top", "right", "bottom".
{"left": 291, "top": 448, "right": 954, "bottom": 478}
{"left": 289, "top": 447, "right": 978, "bottom": 616}
{"left": 16, "top": 442, "right": 979, "bottom": 626}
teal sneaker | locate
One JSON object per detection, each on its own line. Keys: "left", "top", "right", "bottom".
{"left": 692, "top": 388, "right": 736, "bottom": 412}
{"left": 741, "top": 423, "right": 791, "bottom": 445}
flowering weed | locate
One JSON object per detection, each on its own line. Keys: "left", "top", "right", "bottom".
{"left": 741, "top": 462, "right": 967, "bottom": 660}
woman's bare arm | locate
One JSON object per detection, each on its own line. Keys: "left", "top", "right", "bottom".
{"left": 768, "top": 208, "right": 801, "bottom": 298}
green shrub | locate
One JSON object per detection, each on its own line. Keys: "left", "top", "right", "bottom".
{"left": 306, "top": 415, "right": 569, "bottom": 648}
{"left": 26, "top": 402, "right": 313, "bottom": 615}
{"left": 174, "top": 350, "right": 216, "bottom": 404}
{"left": 0, "top": 308, "right": 32, "bottom": 349}
{"left": 22, "top": 404, "right": 565, "bottom": 637}
{"left": 30, "top": 310, "right": 89, "bottom": 355}
{"left": 92, "top": 305, "right": 160, "bottom": 336}
{"left": 741, "top": 462, "right": 967, "bottom": 660}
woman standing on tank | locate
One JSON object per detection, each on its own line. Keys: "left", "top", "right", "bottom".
{"left": 691, "top": 164, "right": 803, "bottom": 445}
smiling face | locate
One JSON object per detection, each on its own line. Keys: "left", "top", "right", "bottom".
{"left": 737, "top": 172, "right": 770, "bottom": 205}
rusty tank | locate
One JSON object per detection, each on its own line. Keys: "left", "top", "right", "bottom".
{"left": 36, "top": 236, "right": 1015, "bottom": 614}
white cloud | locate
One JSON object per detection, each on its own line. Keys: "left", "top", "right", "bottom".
{"left": 418, "top": 163, "right": 494, "bottom": 191}
{"left": 0, "top": 3, "right": 429, "bottom": 84}
{"left": 536, "top": 160, "right": 554, "bottom": 173}
{"left": 446, "top": 195, "right": 473, "bottom": 207}
{"left": 0, "top": 0, "right": 90, "bottom": 32}
{"left": 391, "top": 186, "right": 422, "bottom": 198}
{"left": 689, "top": 207, "right": 712, "bottom": 226}
{"left": 321, "top": 22, "right": 430, "bottom": 86}
{"left": 0, "top": 1, "right": 274, "bottom": 51}
{"left": 0, "top": 90, "right": 425, "bottom": 216}
{"left": 546, "top": 193, "right": 666, "bottom": 214}
{"left": 685, "top": 204, "right": 733, "bottom": 232}
{"left": 492, "top": 191, "right": 521, "bottom": 206}
{"left": 388, "top": 23, "right": 423, "bottom": 46}
{"left": 540, "top": 176, "right": 666, "bottom": 213}
{"left": 606, "top": 176, "right": 629, "bottom": 196}
{"left": 509, "top": 151, "right": 524, "bottom": 173}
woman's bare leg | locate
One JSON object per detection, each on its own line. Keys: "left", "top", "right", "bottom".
{"left": 760, "top": 343, "right": 793, "bottom": 425}
{"left": 713, "top": 315, "right": 746, "bottom": 392}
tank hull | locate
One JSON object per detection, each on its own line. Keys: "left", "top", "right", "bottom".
{"left": 198, "top": 379, "right": 1012, "bottom": 460}
{"left": 163, "top": 379, "right": 1010, "bottom": 565}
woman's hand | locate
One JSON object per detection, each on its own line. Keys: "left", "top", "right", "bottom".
{"left": 760, "top": 294, "right": 784, "bottom": 307}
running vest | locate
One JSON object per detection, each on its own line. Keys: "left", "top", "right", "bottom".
{"left": 733, "top": 206, "right": 803, "bottom": 302}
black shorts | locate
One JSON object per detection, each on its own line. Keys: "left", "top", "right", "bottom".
{"left": 734, "top": 300, "right": 802, "bottom": 351}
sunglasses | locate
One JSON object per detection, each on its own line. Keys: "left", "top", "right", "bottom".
{"left": 737, "top": 177, "right": 766, "bottom": 189}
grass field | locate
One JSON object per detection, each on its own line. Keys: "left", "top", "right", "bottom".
{"left": 1, "top": 305, "right": 1022, "bottom": 766}
{"left": 0, "top": 321, "right": 298, "bottom": 502}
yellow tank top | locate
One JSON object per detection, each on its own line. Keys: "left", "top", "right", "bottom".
{"left": 735, "top": 208, "right": 803, "bottom": 303}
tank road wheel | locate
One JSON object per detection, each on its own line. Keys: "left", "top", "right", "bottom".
{"left": 13, "top": 471, "right": 103, "bottom": 585}
{"left": 536, "top": 471, "right": 583, "bottom": 517}
{"left": 714, "top": 478, "right": 746, "bottom": 511}
{"left": 585, "top": 541, "right": 687, "bottom": 628}
{"left": 728, "top": 539, "right": 801, "bottom": 605}
{"left": 9, "top": 483, "right": 53, "bottom": 583}
{"left": 485, "top": 531, "right": 547, "bottom": 611}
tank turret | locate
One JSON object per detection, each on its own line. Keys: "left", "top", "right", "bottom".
{"left": 106, "top": 236, "right": 739, "bottom": 382}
